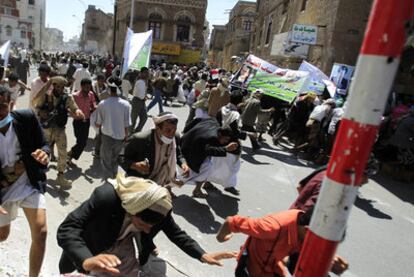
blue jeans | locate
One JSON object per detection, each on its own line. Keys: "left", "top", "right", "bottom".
{"left": 146, "top": 88, "right": 164, "bottom": 113}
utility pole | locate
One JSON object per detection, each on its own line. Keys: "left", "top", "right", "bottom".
{"left": 294, "top": 1, "right": 414, "bottom": 276}
{"left": 130, "top": 0, "right": 135, "bottom": 30}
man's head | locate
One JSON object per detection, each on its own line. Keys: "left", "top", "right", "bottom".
{"left": 153, "top": 112, "right": 178, "bottom": 144}
{"left": 107, "top": 76, "right": 122, "bottom": 96}
{"left": 8, "top": 73, "right": 19, "bottom": 87}
{"left": 96, "top": 74, "right": 106, "bottom": 85}
{"left": 201, "top": 73, "right": 208, "bottom": 81}
{"left": 0, "top": 86, "right": 11, "bottom": 128}
{"left": 229, "top": 90, "right": 244, "bottom": 106}
{"left": 217, "top": 127, "right": 233, "bottom": 145}
{"left": 80, "top": 78, "right": 92, "bottom": 93}
{"left": 111, "top": 175, "right": 172, "bottom": 233}
{"left": 140, "top": 67, "right": 149, "bottom": 80}
{"left": 38, "top": 64, "right": 51, "bottom": 82}
{"left": 51, "top": 77, "right": 68, "bottom": 96}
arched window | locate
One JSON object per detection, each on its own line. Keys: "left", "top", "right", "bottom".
{"left": 176, "top": 15, "right": 191, "bottom": 42}
{"left": 5, "top": 25, "right": 12, "bottom": 37}
{"left": 265, "top": 20, "right": 272, "bottom": 45}
{"left": 243, "top": 20, "right": 253, "bottom": 31}
{"left": 21, "top": 30, "right": 27, "bottom": 38}
{"left": 148, "top": 13, "right": 162, "bottom": 40}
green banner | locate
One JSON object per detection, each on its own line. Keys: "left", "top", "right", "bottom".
{"left": 248, "top": 70, "right": 309, "bottom": 103}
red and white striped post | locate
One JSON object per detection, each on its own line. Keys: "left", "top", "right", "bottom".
{"left": 294, "top": 1, "right": 414, "bottom": 276}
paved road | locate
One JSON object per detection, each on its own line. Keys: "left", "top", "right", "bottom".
{"left": 1, "top": 68, "right": 413, "bottom": 276}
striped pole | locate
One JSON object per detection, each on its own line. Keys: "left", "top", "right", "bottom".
{"left": 294, "top": 1, "right": 414, "bottom": 276}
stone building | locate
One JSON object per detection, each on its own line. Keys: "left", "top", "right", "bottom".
{"left": 208, "top": 25, "right": 227, "bottom": 67}
{"left": 80, "top": 5, "right": 114, "bottom": 54}
{"left": 221, "top": 1, "right": 256, "bottom": 72}
{"left": 43, "top": 27, "right": 64, "bottom": 51}
{"left": 0, "top": 0, "right": 46, "bottom": 50}
{"left": 114, "top": 0, "right": 208, "bottom": 65}
{"left": 250, "top": 0, "right": 373, "bottom": 74}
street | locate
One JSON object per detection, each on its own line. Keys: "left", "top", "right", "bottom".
{"left": 0, "top": 67, "right": 413, "bottom": 277}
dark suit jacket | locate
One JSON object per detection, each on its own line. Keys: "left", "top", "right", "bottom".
{"left": 181, "top": 118, "right": 228, "bottom": 173}
{"left": 0, "top": 109, "right": 50, "bottom": 204}
{"left": 120, "top": 129, "right": 186, "bottom": 178}
{"left": 57, "top": 183, "right": 206, "bottom": 273}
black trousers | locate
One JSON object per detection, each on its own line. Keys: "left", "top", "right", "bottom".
{"left": 71, "top": 119, "right": 90, "bottom": 160}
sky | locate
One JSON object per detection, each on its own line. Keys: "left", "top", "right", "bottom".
{"left": 45, "top": 0, "right": 255, "bottom": 41}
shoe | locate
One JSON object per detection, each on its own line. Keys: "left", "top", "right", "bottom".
{"left": 56, "top": 174, "right": 72, "bottom": 190}
{"left": 203, "top": 181, "right": 218, "bottom": 191}
{"left": 224, "top": 187, "right": 240, "bottom": 196}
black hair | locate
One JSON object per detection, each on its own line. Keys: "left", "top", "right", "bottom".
{"left": 217, "top": 126, "right": 233, "bottom": 138}
{"left": 0, "top": 85, "right": 11, "bottom": 102}
{"left": 297, "top": 207, "right": 315, "bottom": 226}
{"left": 96, "top": 74, "right": 105, "bottom": 80}
{"left": 162, "top": 71, "right": 168, "bottom": 78}
{"left": 82, "top": 63, "right": 89, "bottom": 69}
{"left": 8, "top": 72, "right": 19, "bottom": 82}
{"left": 140, "top": 67, "right": 149, "bottom": 72}
{"left": 80, "top": 78, "right": 92, "bottom": 86}
{"left": 135, "top": 208, "right": 166, "bottom": 225}
{"left": 201, "top": 73, "right": 209, "bottom": 80}
{"left": 38, "top": 64, "right": 51, "bottom": 74}
{"left": 230, "top": 90, "right": 244, "bottom": 105}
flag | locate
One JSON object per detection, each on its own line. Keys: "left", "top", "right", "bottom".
{"left": 121, "top": 30, "right": 153, "bottom": 77}
{"left": 0, "top": 40, "right": 11, "bottom": 67}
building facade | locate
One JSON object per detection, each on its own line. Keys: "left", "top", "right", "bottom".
{"left": 43, "top": 27, "right": 64, "bottom": 51}
{"left": 250, "top": 0, "right": 373, "bottom": 74}
{"left": 208, "top": 25, "right": 226, "bottom": 68}
{"left": 80, "top": 5, "right": 114, "bottom": 54}
{"left": 0, "top": 0, "right": 46, "bottom": 50}
{"left": 221, "top": 1, "right": 256, "bottom": 72}
{"left": 114, "top": 0, "right": 208, "bottom": 65}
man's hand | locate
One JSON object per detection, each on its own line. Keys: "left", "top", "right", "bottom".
{"left": 132, "top": 161, "right": 150, "bottom": 175}
{"left": 75, "top": 109, "right": 85, "bottom": 120}
{"left": 0, "top": 205, "right": 8, "bottom": 215}
{"left": 225, "top": 142, "right": 238, "bottom": 152}
{"left": 31, "top": 149, "right": 49, "bottom": 165}
{"left": 181, "top": 163, "right": 190, "bottom": 178}
{"left": 330, "top": 255, "right": 349, "bottom": 275}
{"left": 201, "top": 251, "right": 238, "bottom": 266}
{"left": 82, "top": 254, "right": 121, "bottom": 275}
{"left": 216, "top": 218, "right": 233, "bottom": 242}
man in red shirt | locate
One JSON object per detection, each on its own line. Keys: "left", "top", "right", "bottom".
{"left": 68, "top": 78, "right": 96, "bottom": 164}
{"left": 217, "top": 209, "right": 310, "bottom": 277}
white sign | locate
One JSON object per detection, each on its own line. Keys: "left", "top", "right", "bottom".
{"left": 244, "top": 54, "right": 280, "bottom": 74}
{"left": 291, "top": 24, "right": 318, "bottom": 45}
{"left": 271, "top": 32, "right": 309, "bottom": 58}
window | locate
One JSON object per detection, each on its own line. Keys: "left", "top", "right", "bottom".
{"left": 282, "top": 0, "right": 289, "bottom": 14}
{"left": 4, "top": 7, "right": 13, "bottom": 15}
{"left": 29, "top": 0, "right": 35, "bottom": 5}
{"left": 301, "top": 0, "right": 308, "bottom": 11}
{"left": 6, "top": 26, "right": 12, "bottom": 36}
{"left": 243, "top": 20, "right": 253, "bottom": 31}
{"left": 21, "top": 30, "right": 26, "bottom": 38}
{"left": 176, "top": 15, "right": 191, "bottom": 42}
{"left": 265, "top": 20, "right": 272, "bottom": 45}
{"left": 92, "top": 18, "right": 97, "bottom": 24}
{"left": 148, "top": 13, "right": 162, "bottom": 40}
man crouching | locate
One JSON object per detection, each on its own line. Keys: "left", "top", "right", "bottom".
{"left": 57, "top": 175, "right": 236, "bottom": 275}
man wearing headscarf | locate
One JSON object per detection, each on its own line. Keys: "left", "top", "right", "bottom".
{"left": 121, "top": 111, "right": 189, "bottom": 190}
{"left": 33, "top": 76, "right": 84, "bottom": 189}
{"left": 57, "top": 175, "right": 236, "bottom": 276}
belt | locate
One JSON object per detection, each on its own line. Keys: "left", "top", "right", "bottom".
{"left": 1, "top": 161, "right": 26, "bottom": 188}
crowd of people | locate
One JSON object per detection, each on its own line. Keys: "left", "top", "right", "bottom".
{"left": 0, "top": 48, "right": 411, "bottom": 276}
